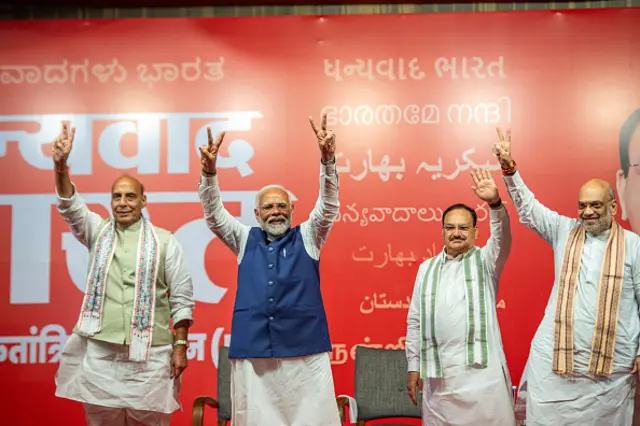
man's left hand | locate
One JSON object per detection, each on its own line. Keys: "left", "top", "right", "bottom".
{"left": 309, "top": 113, "right": 336, "bottom": 163}
{"left": 171, "top": 345, "right": 188, "bottom": 379}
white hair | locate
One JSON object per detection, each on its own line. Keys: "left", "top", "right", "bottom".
{"left": 255, "top": 184, "right": 294, "bottom": 209}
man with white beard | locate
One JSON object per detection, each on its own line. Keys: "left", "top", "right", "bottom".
{"left": 197, "top": 114, "right": 341, "bottom": 426}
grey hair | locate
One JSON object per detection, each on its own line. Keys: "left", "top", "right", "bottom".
{"left": 255, "top": 184, "right": 294, "bottom": 209}
{"left": 608, "top": 187, "right": 615, "bottom": 202}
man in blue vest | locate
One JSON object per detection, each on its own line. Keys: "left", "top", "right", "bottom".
{"left": 198, "top": 114, "right": 340, "bottom": 426}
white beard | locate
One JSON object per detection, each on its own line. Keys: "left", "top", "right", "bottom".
{"left": 261, "top": 216, "right": 291, "bottom": 240}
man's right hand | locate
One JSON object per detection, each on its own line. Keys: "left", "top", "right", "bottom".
{"left": 199, "top": 127, "right": 225, "bottom": 175}
{"left": 52, "top": 123, "right": 75, "bottom": 170}
{"left": 407, "top": 371, "right": 423, "bottom": 406}
{"left": 493, "top": 127, "right": 514, "bottom": 169}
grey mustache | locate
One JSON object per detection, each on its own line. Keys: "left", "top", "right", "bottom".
{"left": 268, "top": 215, "right": 287, "bottom": 223}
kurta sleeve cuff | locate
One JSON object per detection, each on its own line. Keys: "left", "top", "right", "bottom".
{"left": 407, "top": 358, "right": 420, "bottom": 372}
{"left": 56, "top": 184, "right": 80, "bottom": 210}
{"left": 199, "top": 174, "right": 218, "bottom": 187}
{"left": 502, "top": 170, "right": 524, "bottom": 188}
{"left": 321, "top": 160, "right": 336, "bottom": 175}
{"left": 489, "top": 203, "right": 507, "bottom": 219}
{"left": 172, "top": 308, "right": 193, "bottom": 326}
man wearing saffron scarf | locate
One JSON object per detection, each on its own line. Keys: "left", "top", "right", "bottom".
{"left": 405, "top": 169, "right": 516, "bottom": 426}
{"left": 197, "top": 114, "right": 340, "bottom": 426}
{"left": 52, "top": 123, "right": 195, "bottom": 426}
{"left": 494, "top": 127, "right": 640, "bottom": 425}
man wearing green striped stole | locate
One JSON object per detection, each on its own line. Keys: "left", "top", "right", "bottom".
{"left": 405, "top": 169, "right": 516, "bottom": 426}
{"left": 50, "top": 124, "right": 195, "bottom": 426}
{"left": 494, "top": 127, "right": 640, "bottom": 426}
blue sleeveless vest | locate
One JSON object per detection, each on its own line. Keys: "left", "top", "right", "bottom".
{"left": 228, "top": 225, "right": 332, "bottom": 358}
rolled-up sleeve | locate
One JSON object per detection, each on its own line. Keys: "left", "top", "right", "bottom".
{"left": 165, "top": 235, "right": 195, "bottom": 326}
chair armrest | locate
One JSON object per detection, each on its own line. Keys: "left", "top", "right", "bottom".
{"left": 336, "top": 394, "right": 358, "bottom": 423}
{"left": 192, "top": 396, "right": 219, "bottom": 426}
{"left": 336, "top": 396, "right": 349, "bottom": 422}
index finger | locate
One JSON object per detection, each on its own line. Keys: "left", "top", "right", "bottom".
{"left": 308, "top": 116, "right": 320, "bottom": 135}
{"left": 506, "top": 128, "right": 512, "bottom": 142}
{"left": 207, "top": 127, "right": 214, "bottom": 147}
{"left": 61, "top": 122, "right": 68, "bottom": 140}
{"left": 70, "top": 127, "right": 76, "bottom": 143}
{"left": 496, "top": 127, "right": 505, "bottom": 142}
{"left": 321, "top": 113, "right": 327, "bottom": 131}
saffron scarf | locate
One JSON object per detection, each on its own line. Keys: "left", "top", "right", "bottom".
{"left": 553, "top": 221, "right": 626, "bottom": 376}
{"left": 419, "top": 247, "right": 488, "bottom": 379}
{"left": 76, "top": 216, "right": 159, "bottom": 362}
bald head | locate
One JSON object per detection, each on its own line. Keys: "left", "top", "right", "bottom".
{"left": 112, "top": 175, "right": 145, "bottom": 196}
{"left": 110, "top": 175, "right": 147, "bottom": 227}
{"left": 579, "top": 179, "right": 614, "bottom": 202}
{"left": 577, "top": 178, "right": 617, "bottom": 234}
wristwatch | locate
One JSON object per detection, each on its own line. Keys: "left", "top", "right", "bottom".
{"left": 174, "top": 339, "right": 189, "bottom": 348}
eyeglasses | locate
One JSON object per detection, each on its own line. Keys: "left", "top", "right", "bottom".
{"left": 443, "top": 225, "right": 473, "bottom": 234}
{"left": 630, "top": 163, "right": 640, "bottom": 175}
{"left": 577, "top": 201, "right": 610, "bottom": 211}
{"left": 260, "top": 202, "right": 291, "bottom": 214}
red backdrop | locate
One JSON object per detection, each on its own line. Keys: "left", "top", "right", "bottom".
{"left": 1, "top": 8, "right": 640, "bottom": 425}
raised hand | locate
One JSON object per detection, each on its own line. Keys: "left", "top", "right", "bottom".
{"left": 470, "top": 169, "right": 500, "bottom": 205}
{"left": 199, "top": 127, "right": 225, "bottom": 174}
{"left": 51, "top": 123, "right": 75, "bottom": 167}
{"left": 309, "top": 113, "right": 336, "bottom": 163}
{"left": 492, "top": 127, "right": 513, "bottom": 169}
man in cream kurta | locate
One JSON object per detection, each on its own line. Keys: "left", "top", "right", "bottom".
{"left": 197, "top": 117, "right": 341, "bottom": 426}
{"left": 51, "top": 124, "right": 195, "bottom": 426}
{"left": 406, "top": 169, "right": 516, "bottom": 426}
{"left": 494, "top": 127, "right": 640, "bottom": 426}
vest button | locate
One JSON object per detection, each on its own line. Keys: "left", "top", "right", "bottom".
{"left": 268, "top": 247, "right": 274, "bottom": 252}
{"left": 268, "top": 263, "right": 274, "bottom": 269}
{"left": 268, "top": 281, "right": 274, "bottom": 286}
{"left": 269, "top": 316, "right": 274, "bottom": 321}
{"left": 269, "top": 298, "right": 274, "bottom": 303}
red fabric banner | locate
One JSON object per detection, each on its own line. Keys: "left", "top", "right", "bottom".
{"left": 1, "top": 8, "right": 639, "bottom": 425}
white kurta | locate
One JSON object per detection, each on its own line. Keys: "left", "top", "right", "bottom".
{"left": 197, "top": 161, "right": 341, "bottom": 426}
{"left": 56, "top": 334, "right": 181, "bottom": 414}
{"left": 231, "top": 353, "right": 339, "bottom": 426}
{"left": 504, "top": 171, "right": 640, "bottom": 426}
{"left": 406, "top": 205, "right": 516, "bottom": 426}
{"left": 54, "top": 187, "right": 195, "bottom": 414}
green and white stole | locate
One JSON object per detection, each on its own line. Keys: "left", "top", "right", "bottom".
{"left": 76, "top": 216, "right": 160, "bottom": 362}
{"left": 419, "top": 247, "right": 488, "bottom": 379}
